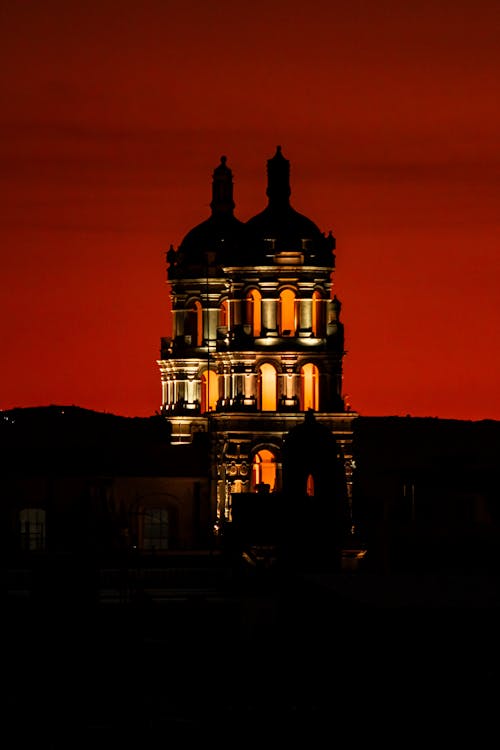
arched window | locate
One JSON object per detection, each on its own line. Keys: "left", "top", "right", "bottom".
{"left": 252, "top": 449, "right": 277, "bottom": 491}
{"left": 201, "top": 369, "right": 218, "bottom": 412}
{"left": 219, "top": 299, "right": 228, "bottom": 328}
{"left": 194, "top": 301, "right": 203, "bottom": 346}
{"left": 301, "top": 363, "right": 319, "bottom": 411}
{"left": 19, "top": 508, "right": 46, "bottom": 551}
{"left": 260, "top": 363, "right": 277, "bottom": 411}
{"left": 246, "top": 289, "right": 261, "bottom": 337}
{"left": 186, "top": 300, "right": 203, "bottom": 346}
{"left": 279, "top": 289, "right": 296, "bottom": 335}
{"left": 306, "top": 474, "right": 315, "bottom": 496}
{"left": 312, "top": 291, "right": 323, "bottom": 336}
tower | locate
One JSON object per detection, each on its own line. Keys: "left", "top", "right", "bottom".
{"left": 158, "top": 148, "right": 357, "bottom": 540}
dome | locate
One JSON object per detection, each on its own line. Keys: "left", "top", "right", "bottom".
{"left": 171, "top": 214, "right": 247, "bottom": 279}
{"left": 167, "top": 156, "right": 248, "bottom": 279}
{"left": 243, "top": 146, "right": 336, "bottom": 266}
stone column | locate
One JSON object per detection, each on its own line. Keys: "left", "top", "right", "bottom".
{"left": 203, "top": 306, "right": 220, "bottom": 345}
{"left": 298, "top": 298, "right": 313, "bottom": 335}
{"left": 261, "top": 298, "right": 278, "bottom": 336}
{"left": 229, "top": 298, "right": 243, "bottom": 327}
{"left": 172, "top": 308, "right": 183, "bottom": 338}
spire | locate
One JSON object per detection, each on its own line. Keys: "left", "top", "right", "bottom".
{"left": 210, "top": 155, "right": 235, "bottom": 215}
{"left": 266, "top": 145, "right": 291, "bottom": 206}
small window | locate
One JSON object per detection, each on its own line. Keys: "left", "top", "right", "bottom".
{"left": 306, "top": 474, "right": 315, "bottom": 497}
{"left": 142, "top": 509, "right": 169, "bottom": 551}
{"left": 19, "top": 508, "right": 46, "bottom": 551}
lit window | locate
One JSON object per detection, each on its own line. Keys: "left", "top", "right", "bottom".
{"left": 306, "top": 474, "right": 315, "bottom": 496}
{"left": 194, "top": 301, "right": 203, "bottom": 346}
{"left": 246, "top": 289, "right": 261, "bottom": 337}
{"left": 219, "top": 299, "right": 228, "bottom": 327}
{"left": 260, "top": 363, "right": 277, "bottom": 410}
{"left": 142, "top": 509, "right": 169, "bottom": 551}
{"left": 201, "top": 369, "right": 218, "bottom": 412}
{"left": 279, "top": 289, "right": 296, "bottom": 335}
{"left": 301, "top": 363, "right": 319, "bottom": 410}
{"left": 19, "top": 508, "right": 46, "bottom": 551}
{"left": 252, "top": 449, "right": 276, "bottom": 491}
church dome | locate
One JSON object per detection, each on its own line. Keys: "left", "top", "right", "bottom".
{"left": 167, "top": 157, "right": 248, "bottom": 279}
{"left": 243, "top": 146, "right": 336, "bottom": 266}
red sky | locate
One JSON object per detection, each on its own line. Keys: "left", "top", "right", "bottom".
{"left": 1, "top": 0, "right": 499, "bottom": 420}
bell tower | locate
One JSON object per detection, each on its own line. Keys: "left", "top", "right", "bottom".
{"left": 158, "top": 148, "right": 357, "bottom": 536}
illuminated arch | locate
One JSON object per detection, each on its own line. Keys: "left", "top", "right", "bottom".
{"left": 219, "top": 299, "right": 228, "bottom": 328}
{"left": 301, "top": 363, "right": 319, "bottom": 411}
{"left": 259, "top": 362, "right": 277, "bottom": 411}
{"left": 246, "top": 289, "right": 261, "bottom": 336}
{"left": 201, "top": 369, "right": 218, "bottom": 412}
{"left": 306, "top": 473, "right": 315, "bottom": 496}
{"left": 251, "top": 448, "right": 277, "bottom": 492}
{"left": 279, "top": 288, "right": 296, "bottom": 335}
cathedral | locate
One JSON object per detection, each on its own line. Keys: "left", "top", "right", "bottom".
{"left": 4, "top": 147, "right": 499, "bottom": 617}
{"left": 157, "top": 147, "right": 357, "bottom": 551}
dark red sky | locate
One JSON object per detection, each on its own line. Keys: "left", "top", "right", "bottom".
{"left": 1, "top": 0, "right": 499, "bottom": 420}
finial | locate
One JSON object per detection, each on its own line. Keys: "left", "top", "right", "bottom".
{"left": 272, "top": 145, "right": 286, "bottom": 160}
{"left": 211, "top": 155, "right": 235, "bottom": 214}
{"left": 266, "top": 145, "right": 291, "bottom": 203}
{"left": 325, "top": 230, "right": 336, "bottom": 251}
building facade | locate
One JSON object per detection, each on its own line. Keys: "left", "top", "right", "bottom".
{"left": 158, "top": 148, "right": 357, "bottom": 533}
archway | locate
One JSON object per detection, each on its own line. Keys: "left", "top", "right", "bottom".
{"left": 251, "top": 449, "right": 277, "bottom": 491}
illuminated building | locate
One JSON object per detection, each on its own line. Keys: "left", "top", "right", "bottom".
{"left": 158, "top": 147, "right": 358, "bottom": 540}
